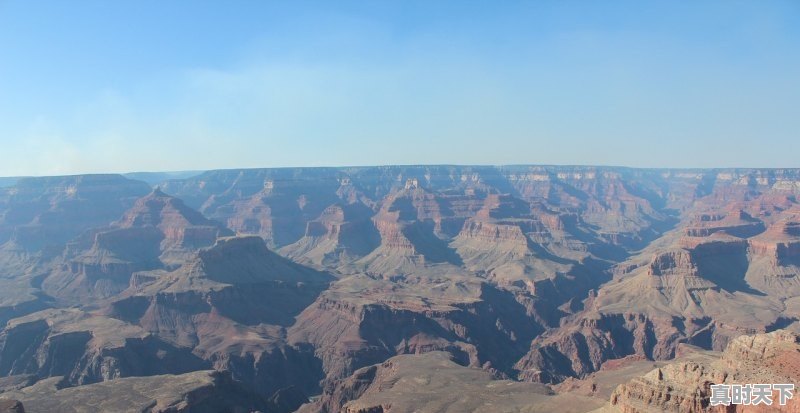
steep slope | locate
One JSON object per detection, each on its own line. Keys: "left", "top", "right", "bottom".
{"left": 352, "top": 179, "right": 464, "bottom": 276}
{"left": 160, "top": 168, "right": 344, "bottom": 248}
{"left": 0, "top": 175, "right": 151, "bottom": 251}
{"left": 105, "top": 236, "right": 333, "bottom": 399}
{"left": 41, "top": 188, "right": 233, "bottom": 303}
{"left": 2, "top": 166, "right": 800, "bottom": 412}
{"left": 288, "top": 270, "right": 546, "bottom": 384}
{"left": 0, "top": 308, "right": 206, "bottom": 386}
{"left": 516, "top": 199, "right": 800, "bottom": 384}
{"left": 451, "top": 194, "right": 611, "bottom": 308}
{"left": 279, "top": 202, "right": 380, "bottom": 268}
{"left": 0, "top": 175, "right": 151, "bottom": 325}
{"left": 607, "top": 330, "right": 800, "bottom": 412}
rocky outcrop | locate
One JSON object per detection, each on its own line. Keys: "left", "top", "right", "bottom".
{"left": 3, "top": 165, "right": 800, "bottom": 412}
{"left": 289, "top": 275, "right": 543, "bottom": 384}
{"left": 41, "top": 189, "right": 235, "bottom": 303}
{"left": 0, "top": 309, "right": 207, "bottom": 387}
{"left": 749, "top": 220, "right": 800, "bottom": 266}
{"left": 609, "top": 330, "right": 800, "bottom": 412}
{"left": 516, "top": 232, "right": 786, "bottom": 384}
{"left": 280, "top": 203, "right": 381, "bottom": 267}
{"left": 105, "top": 236, "right": 332, "bottom": 398}
{"left": 116, "top": 188, "right": 233, "bottom": 265}
{"left": 160, "top": 168, "right": 342, "bottom": 248}
{"left": 684, "top": 210, "right": 765, "bottom": 238}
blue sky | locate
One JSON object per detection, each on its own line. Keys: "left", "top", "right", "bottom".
{"left": 0, "top": 1, "right": 798, "bottom": 176}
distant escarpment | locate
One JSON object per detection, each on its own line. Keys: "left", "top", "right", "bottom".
{"left": 1, "top": 166, "right": 800, "bottom": 411}
{"left": 0, "top": 175, "right": 151, "bottom": 251}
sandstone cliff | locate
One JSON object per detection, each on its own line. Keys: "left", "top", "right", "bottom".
{"left": 608, "top": 330, "right": 800, "bottom": 412}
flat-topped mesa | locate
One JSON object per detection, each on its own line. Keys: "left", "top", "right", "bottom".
{"left": 721, "top": 329, "right": 800, "bottom": 364}
{"left": 643, "top": 247, "right": 724, "bottom": 293}
{"left": 453, "top": 194, "right": 543, "bottom": 247}
{"left": 306, "top": 352, "right": 558, "bottom": 413}
{"left": 67, "top": 227, "right": 163, "bottom": 283}
{"left": 748, "top": 220, "right": 800, "bottom": 265}
{"left": 457, "top": 220, "right": 530, "bottom": 247}
{"left": 684, "top": 209, "right": 765, "bottom": 238}
{"left": 679, "top": 234, "right": 749, "bottom": 259}
{"left": 677, "top": 231, "right": 746, "bottom": 250}
{"left": 193, "top": 235, "right": 331, "bottom": 285}
{"left": 647, "top": 249, "right": 698, "bottom": 277}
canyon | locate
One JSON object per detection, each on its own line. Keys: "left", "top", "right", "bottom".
{"left": 0, "top": 165, "right": 798, "bottom": 412}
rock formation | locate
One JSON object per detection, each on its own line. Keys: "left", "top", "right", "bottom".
{"left": 608, "top": 330, "right": 800, "bottom": 412}
{"left": 0, "top": 166, "right": 799, "bottom": 412}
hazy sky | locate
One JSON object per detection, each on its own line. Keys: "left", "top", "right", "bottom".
{"left": 1, "top": 1, "right": 799, "bottom": 176}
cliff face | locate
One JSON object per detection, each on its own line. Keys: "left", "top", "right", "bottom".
{"left": 288, "top": 278, "right": 543, "bottom": 383}
{"left": 609, "top": 330, "right": 800, "bottom": 413}
{"left": 516, "top": 227, "right": 792, "bottom": 384}
{"left": 159, "top": 169, "right": 343, "bottom": 249}
{"left": 104, "top": 236, "right": 332, "bottom": 399}
{"left": 0, "top": 309, "right": 207, "bottom": 386}
{"left": 2, "top": 166, "right": 800, "bottom": 412}
{"left": 279, "top": 203, "right": 381, "bottom": 268}
{"left": 39, "top": 188, "right": 234, "bottom": 303}
{"left": 116, "top": 188, "right": 233, "bottom": 264}
{"left": 0, "top": 176, "right": 154, "bottom": 330}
